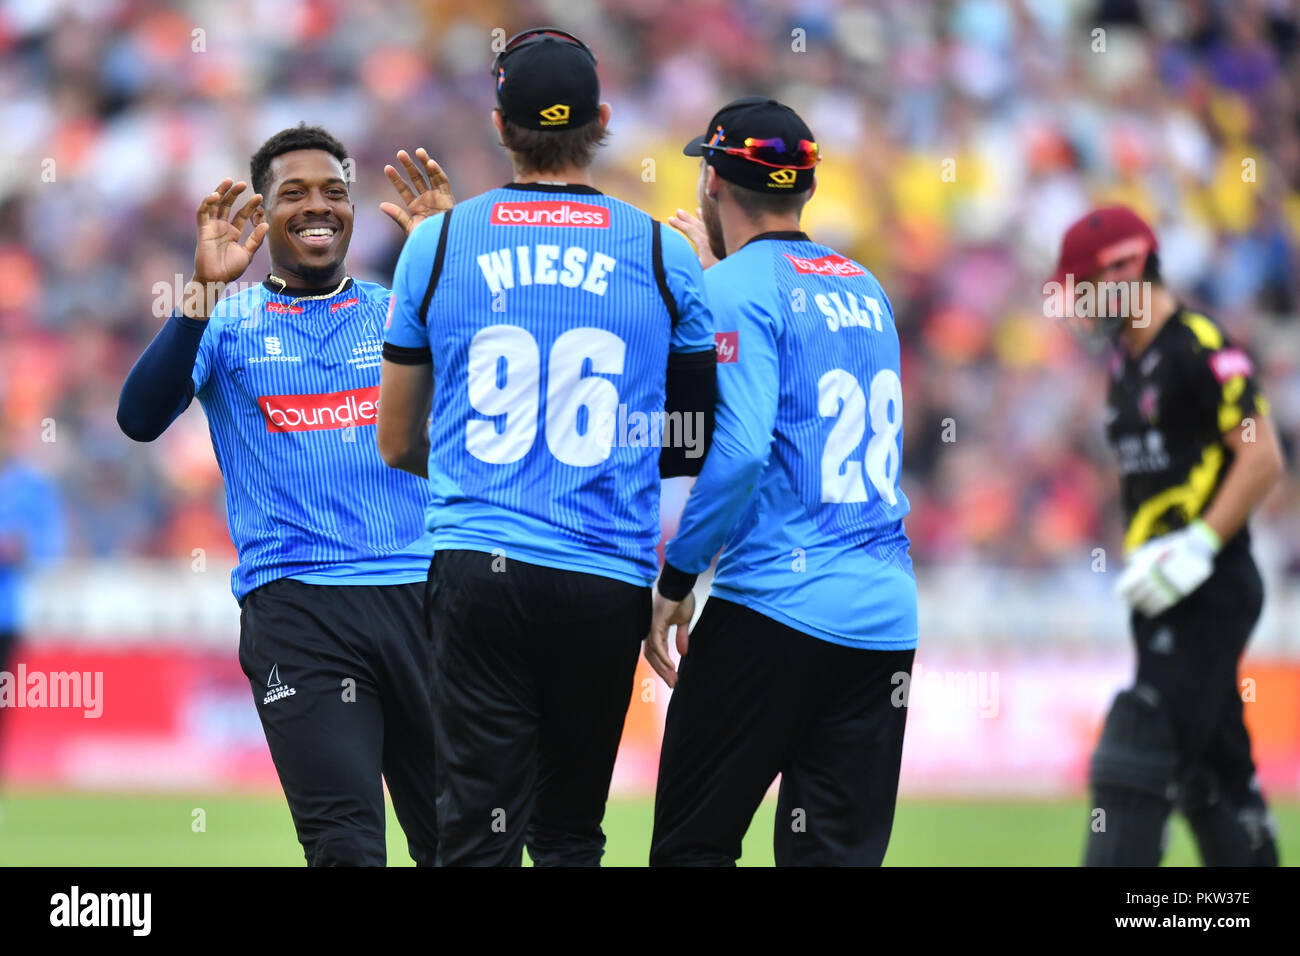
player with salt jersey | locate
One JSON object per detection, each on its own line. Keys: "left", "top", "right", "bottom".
{"left": 117, "top": 125, "right": 454, "bottom": 866}
{"left": 377, "top": 28, "right": 716, "bottom": 866}
{"left": 645, "top": 98, "right": 918, "bottom": 866}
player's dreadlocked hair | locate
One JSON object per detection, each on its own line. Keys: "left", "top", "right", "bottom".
{"left": 250, "top": 123, "right": 350, "bottom": 197}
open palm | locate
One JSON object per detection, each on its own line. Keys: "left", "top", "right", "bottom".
{"left": 381, "top": 148, "right": 455, "bottom": 236}
{"left": 194, "top": 179, "right": 268, "bottom": 285}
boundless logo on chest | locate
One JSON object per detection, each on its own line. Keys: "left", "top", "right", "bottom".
{"left": 259, "top": 386, "right": 380, "bottom": 433}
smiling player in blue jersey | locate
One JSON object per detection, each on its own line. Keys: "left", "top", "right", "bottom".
{"left": 377, "top": 28, "right": 717, "bottom": 867}
{"left": 116, "top": 125, "right": 453, "bottom": 866}
{"left": 646, "top": 98, "right": 919, "bottom": 867}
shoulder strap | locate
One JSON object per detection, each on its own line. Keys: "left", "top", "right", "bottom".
{"left": 651, "top": 219, "right": 681, "bottom": 328}
{"left": 418, "top": 209, "right": 454, "bottom": 326}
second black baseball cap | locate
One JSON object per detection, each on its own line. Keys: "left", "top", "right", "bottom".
{"left": 494, "top": 28, "right": 600, "bottom": 131}
{"left": 684, "top": 96, "right": 820, "bottom": 192}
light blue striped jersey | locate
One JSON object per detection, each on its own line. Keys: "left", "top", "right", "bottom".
{"left": 385, "top": 183, "right": 714, "bottom": 586}
{"left": 192, "top": 279, "right": 433, "bottom": 599}
{"left": 666, "top": 233, "right": 917, "bottom": 649}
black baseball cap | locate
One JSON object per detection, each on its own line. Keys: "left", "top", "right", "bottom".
{"left": 683, "top": 96, "right": 820, "bottom": 192}
{"left": 494, "top": 28, "right": 600, "bottom": 131}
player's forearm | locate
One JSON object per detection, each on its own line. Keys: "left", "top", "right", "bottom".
{"left": 382, "top": 437, "right": 430, "bottom": 479}
{"left": 660, "top": 438, "right": 766, "bottom": 598}
{"left": 1200, "top": 424, "right": 1285, "bottom": 544}
{"left": 376, "top": 403, "right": 429, "bottom": 477}
{"left": 377, "top": 357, "right": 434, "bottom": 479}
{"left": 117, "top": 311, "right": 206, "bottom": 442}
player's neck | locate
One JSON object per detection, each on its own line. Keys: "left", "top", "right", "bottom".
{"left": 511, "top": 164, "right": 594, "bottom": 187}
{"left": 1118, "top": 285, "right": 1178, "bottom": 357}
{"left": 267, "top": 259, "right": 349, "bottom": 294}
{"left": 723, "top": 210, "right": 803, "bottom": 255}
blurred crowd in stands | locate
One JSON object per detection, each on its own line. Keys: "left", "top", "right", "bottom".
{"left": 1, "top": 0, "right": 1297, "bottom": 579}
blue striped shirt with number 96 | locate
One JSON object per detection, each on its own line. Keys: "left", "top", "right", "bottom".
{"left": 384, "top": 183, "right": 714, "bottom": 586}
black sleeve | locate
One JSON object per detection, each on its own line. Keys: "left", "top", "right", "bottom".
{"left": 659, "top": 348, "right": 717, "bottom": 478}
{"left": 382, "top": 342, "right": 434, "bottom": 365}
{"left": 116, "top": 311, "right": 206, "bottom": 442}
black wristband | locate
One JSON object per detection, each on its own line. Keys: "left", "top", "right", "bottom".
{"left": 657, "top": 562, "right": 698, "bottom": 601}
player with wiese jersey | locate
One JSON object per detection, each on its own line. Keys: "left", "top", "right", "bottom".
{"left": 377, "top": 28, "right": 717, "bottom": 866}
{"left": 117, "top": 125, "right": 453, "bottom": 866}
{"left": 647, "top": 98, "right": 918, "bottom": 866}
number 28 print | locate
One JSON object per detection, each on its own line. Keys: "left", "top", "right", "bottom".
{"left": 818, "top": 368, "right": 902, "bottom": 506}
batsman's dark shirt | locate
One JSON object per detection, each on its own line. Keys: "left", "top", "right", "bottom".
{"left": 1105, "top": 307, "right": 1268, "bottom": 556}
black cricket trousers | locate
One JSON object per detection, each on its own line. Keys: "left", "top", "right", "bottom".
{"left": 425, "top": 549, "right": 647, "bottom": 866}
{"left": 651, "top": 597, "right": 915, "bottom": 866}
{"left": 238, "top": 577, "right": 439, "bottom": 866}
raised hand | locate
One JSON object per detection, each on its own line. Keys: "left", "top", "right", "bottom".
{"left": 194, "top": 180, "right": 267, "bottom": 284}
{"left": 668, "top": 207, "right": 720, "bottom": 269}
{"left": 185, "top": 180, "right": 267, "bottom": 319}
{"left": 381, "top": 148, "right": 455, "bottom": 237}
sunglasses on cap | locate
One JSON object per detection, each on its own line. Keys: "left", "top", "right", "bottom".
{"left": 492, "top": 27, "right": 595, "bottom": 80}
{"left": 702, "top": 128, "right": 821, "bottom": 170}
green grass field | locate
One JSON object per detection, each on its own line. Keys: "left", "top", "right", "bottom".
{"left": 2, "top": 790, "right": 1296, "bottom": 865}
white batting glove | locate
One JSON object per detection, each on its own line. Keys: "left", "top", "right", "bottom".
{"left": 1115, "top": 520, "right": 1221, "bottom": 617}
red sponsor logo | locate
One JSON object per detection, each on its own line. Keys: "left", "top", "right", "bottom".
{"left": 715, "top": 330, "right": 738, "bottom": 363}
{"left": 330, "top": 297, "right": 359, "bottom": 313}
{"left": 259, "top": 386, "right": 380, "bottom": 433}
{"left": 784, "top": 253, "right": 865, "bottom": 277}
{"left": 490, "top": 200, "right": 611, "bottom": 228}
{"left": 1209, "top": 347, "right": 1253, "bottom": 383}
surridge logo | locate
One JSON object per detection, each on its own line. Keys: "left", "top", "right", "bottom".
{"left": 264, "top": 336, "right": 282, "bottom": 356}
{"left": 490, "top": 200, "right": 610, "bottom": 228}
{"left": 539, "top": 103, "right": 571, "bottom": 126}
{"left": 768, "top": 168, "right": 797, "bottom": 188}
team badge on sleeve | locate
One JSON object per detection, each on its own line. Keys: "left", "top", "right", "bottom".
{"left": 1209, "top": 347, "right": 1252, "bottom": 383}
{"left": 715, "top": 330, "right": 738, "bottom": 363}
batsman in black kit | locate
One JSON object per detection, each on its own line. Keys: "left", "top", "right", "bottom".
{"left": 1050, "top": 206, "right": 1285, "bottom": 867}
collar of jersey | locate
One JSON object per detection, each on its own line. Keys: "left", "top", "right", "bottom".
{"left": 261, "top": 276, "right": 355, "bottom": 300}
{"left": 502, "top": 182, "right": 603, "bottom": 195}
{"left": 742, "top": 230, "right": 810, "bottom": 248}
{"left": 1118, "top": 302, "right": 1182, "bottom": 365}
